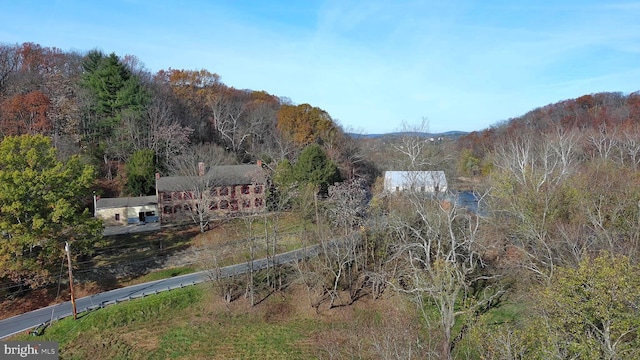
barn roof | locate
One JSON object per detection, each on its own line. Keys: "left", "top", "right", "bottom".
{"left": 383, "top": 170, "right": 448, "bottom": 191}
{"left": 96, "top": 195, "right": 158, "bottom": 209}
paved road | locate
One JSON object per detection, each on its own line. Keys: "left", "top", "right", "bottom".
{"left": 0, "top": 244, "right": 320, "bottom": 339}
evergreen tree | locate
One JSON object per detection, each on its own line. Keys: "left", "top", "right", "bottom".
{"left": 293, "top": 144, "right": 341, "bottom": 194}
{"left": 125, "top": 149, "right": 156, "bottom": 196}
{"left": 80, "top": 51, "right": 149, "bottom": 157}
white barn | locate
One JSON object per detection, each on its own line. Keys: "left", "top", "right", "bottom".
{"left": 383, "top": 171, "right": 448, "bottom": 193}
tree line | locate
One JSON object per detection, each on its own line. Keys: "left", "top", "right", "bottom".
{"left": 0, "top": 42, "right": 374, "bottom": 197}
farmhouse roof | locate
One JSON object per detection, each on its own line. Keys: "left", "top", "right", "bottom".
{"left": 156, "top": 164, "right": 266, "bottom": 192}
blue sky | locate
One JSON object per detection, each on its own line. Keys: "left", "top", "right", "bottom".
{"left": 2, "top": 1, "right": 639, "bottom": 134}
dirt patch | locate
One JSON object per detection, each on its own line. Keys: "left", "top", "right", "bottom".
{"left": 0, "top": 225, "right": 206, "bottom": 321}
{"left": 0, "top": 282, "right": 107, "bottom": 320}
{"left": 262, "top": 300, "right": 294, "bottom": 323}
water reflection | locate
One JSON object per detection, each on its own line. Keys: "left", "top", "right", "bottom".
{"left": 451, "top": 190, "right": 485, "bottom": 215}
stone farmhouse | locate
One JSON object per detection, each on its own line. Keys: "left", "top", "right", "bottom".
{"left": 95, "top": 161, "right": 267, "bottom": 231}
{"left": 155, "top": 161, "right": 267, "bottom": 224}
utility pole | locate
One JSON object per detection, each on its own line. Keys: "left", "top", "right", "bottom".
{"left": 93, "top": 191, "right": 97, "bottom": 217}
{"left": 64, "top": 242, "right": 77, "bottom": 320}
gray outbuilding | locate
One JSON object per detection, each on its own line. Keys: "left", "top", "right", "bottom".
{"left": 96, "top": 195, "right": 159, "bottom": 226}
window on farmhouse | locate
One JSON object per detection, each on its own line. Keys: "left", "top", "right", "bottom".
{"left": 230, "top": 199, "right": 238, "bottom": 211}
{"left": 220, "top": 200, "right": 229, "bottom": 209}
{"left": 219, "top": 187, "right": 229, "bottom": 196}
{"left": 254, "top": 185, "right": 263, "bottom": 194}
{"left": 162, "top": 192, "right": 170, "bottom": 201}
{"left": 209, "top": 201, "right": 218, "bottom": 210}
{"left": 115, "top": 214, "right": 120, "bottom": 221}
{"left": 163, "top": 206, "right": 172, "bottom": 214}
{"left": 210, "top": 188, "right": 218, "bottom": 197}
{"left": 242, "top": 185, "right": 250, "bottom": 194}
{"left": 230, "top": 187, "right": 236, "bottom": 198}
{"left": 254, "top": 198, "right": 263, "bottom": 207}
{"left": 243, "top": 199, "right": 251, "bottom": 208}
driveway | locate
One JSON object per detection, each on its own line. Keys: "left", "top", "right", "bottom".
{"left": 102, "top": 222, "right": 161, "bottom": 236}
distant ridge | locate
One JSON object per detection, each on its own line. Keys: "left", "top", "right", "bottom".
{"left": 348, "top": 131, "right": 469, "bottom": 139}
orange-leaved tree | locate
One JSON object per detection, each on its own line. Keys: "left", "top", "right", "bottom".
{"left": 276, "top": 103, "right": 338, "bottom": 147}
{"left": 0, "top": 90, "right": 51, "bottom": 136}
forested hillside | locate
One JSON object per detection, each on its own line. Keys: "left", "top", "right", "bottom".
{"left": 457, "top": 91, "right": 640, "bottom": 175}
{"left": 452, "top": 91, "right": 640, "bottom": 358}
{"left": 0, "top": 42, "right": 374, "bottom": 197}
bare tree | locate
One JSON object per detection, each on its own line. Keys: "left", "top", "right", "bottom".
{"left": 545, "top": 126, "right": 581, "bottom": 178}
{"left": 490, "top": 129, "right": 580, "bottom": 283}
{"left": 324, "top": 178, "right": 369, "bottom": 236}
{"left": 115, "top": 89, "right": 193, "bottom": 167}
{"left": 196, "top": 240, "right": 241, "bottom": 302}
{"left": 294, "top": 233, "right": 365, "bottom": 310}
{"left": 244, "top": 100, "right": 281, "bottom": 159}
{"left": 208, "top": 89, "right": 258, "bottom": 157}
{"left": 240, "top": 215, "right": 258, "bottom": 306}
{"left": 389, "top": 118, "right": 453, "bottom": 172}
{"left": 0, "top": 44, "right": 20, "bottom": 95}
{"left": 165, "top": 144, "right": 235, "bottom": 232}
{"left": 621, "top": 128, "right": 640, "bottom": 169}
{"left": 391, "top": 118, "right": 433, "bottom": 170}
{"left": 587, "top": 124, "right": 617, "bottom": 162}
{"left": 388, "top": 189, "right": 502, "bottom": 359}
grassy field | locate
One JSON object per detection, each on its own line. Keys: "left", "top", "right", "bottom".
{"left": 11, "top": 281, "right": 420, "bottom": 359}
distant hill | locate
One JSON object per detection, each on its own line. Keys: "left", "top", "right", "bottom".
{"left": 348, "top": 131, "right": 468, "bottom": 139}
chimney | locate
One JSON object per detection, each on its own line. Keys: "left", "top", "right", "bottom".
{"left": 257, "top": 159, "right": 263, "bottom": 167}
{"left": 155, "top": 172, "right": 160, "bottom": 179}
{"left": 198, "top": 162, "right": 205, "bottom": 176}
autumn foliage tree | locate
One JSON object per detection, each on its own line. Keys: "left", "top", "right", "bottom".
{"left": 276, "top": 103, "right": 339, "bottom": 147}
{"left": 155, "top": 68, "right": 221, "bottom": 144}
{"left": 0, "top": 90, "right": 51, "bottom": 136}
